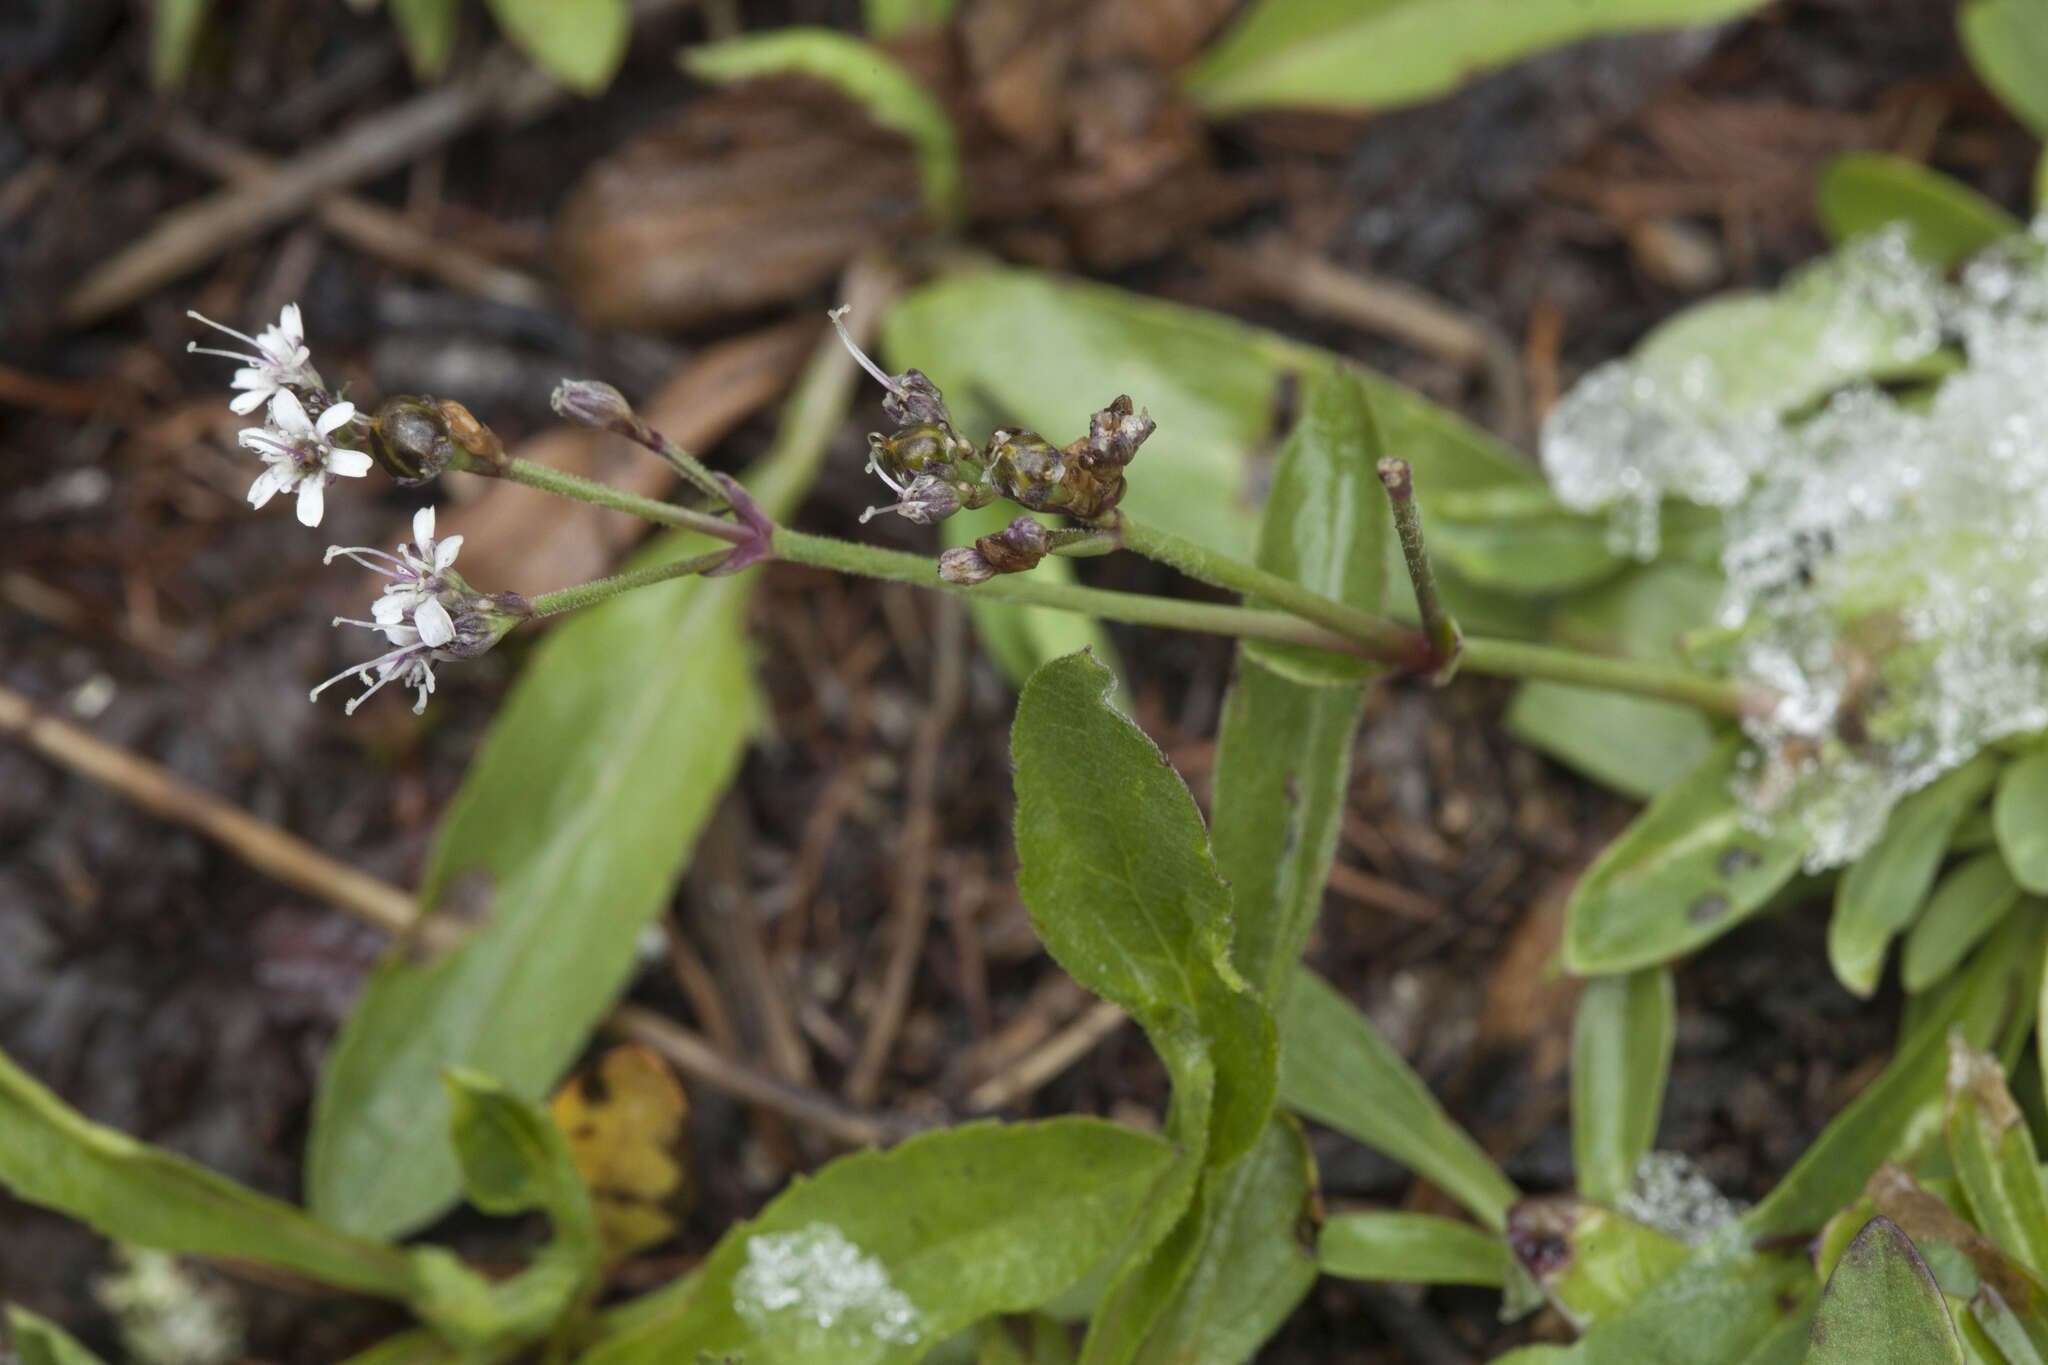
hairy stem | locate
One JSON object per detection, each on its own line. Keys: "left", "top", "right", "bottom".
{"left": 501, "top": 457, "right": 749, "bottom": 543}
{"left": 1377, "top": 457, "right": 1462, "bottom": 678}
{"left": 527, "top": 550, "right": 736, "bottom": 617}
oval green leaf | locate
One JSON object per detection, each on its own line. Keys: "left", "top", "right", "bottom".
{"left": 1563, "top": 736, "right": 1807, "bottom": 975}
{"left": 1830, "top": 755, "right": 2002, "bottom": 998}
{"left": 580, "top": 1119, "right": 1178, "bottom": 1365}
{"left": 1995, "top": 745, "right": 2048, "bottom": 893}
{"left": 1962, "top": 0, "right": 2048, "bottom": 140}
{"left": 1182, "top": 0, "right": 1771, "bottom": 116}
{"left": 483, "top": 0, "right": 628, "bottom": 94}
{"left": 1320, "top": 1211, "right": 1506, "bottom": 1287}
{"left": 1902, "top": 854, "right": 2022, "bottom": 994}
{"left": 1807, "top": 1217, "right": 1966, "bottom": 1365}
{"left": 1816, "top": 153, "right": 2022, "bottom": 267}
{"left": 1572, "top": 967, "right": 1676, "bottom": 1206}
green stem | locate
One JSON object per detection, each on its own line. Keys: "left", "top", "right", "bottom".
{"left": 1378, "top": 457, "right": 1462, "bottom": 679}
{"left": 527, "top": 550, "right": 735, "bottom": 617}
{"left": 501, "top": 458, "right": 748, "bottom": 543}
{"left": 1116, "top": 514, "right": 1425, "bottom": 661}
{"left": 771, "top": 528, "right": 1372, "bottom": 657}
{"left": 1460, "top": 638, "right": 1756, "bottom": 717}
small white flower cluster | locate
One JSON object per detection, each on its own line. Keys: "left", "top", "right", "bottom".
{"left": 190, "top": 304, "right": 503, "bottom": 716}
{"left": 314, "top": 508, "right": 471, "bottom": 714}
{"left": 189, "top": 305, "right": 372, "bottom": 527}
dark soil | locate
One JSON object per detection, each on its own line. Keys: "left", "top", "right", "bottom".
{"left": 0, "top": 0, "right": 2026, "bottom": 1360}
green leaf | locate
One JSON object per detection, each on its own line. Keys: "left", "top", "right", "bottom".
{"left": 881, "top": 268, "right": 1535, "bottom": 565}
{"left": 1572, "top": 968, "right": 1676, "bottom": 1205}
{"left": 1506, "top": 562, "right": 1722, "bottom": 801}
{"left": 863, "top": 0, "right": 960, "bottom": 37}
{"left": 483, "top": 0, "right": 628, "bottom": 94}
{"left": 1121, "top": 1114, "right": 1320, "bottom": 1365}
{"left": 1995, "top": 745, "right": 2048, "bottom": 893}
{"left": 1807, "top": 1217, "right": 1966, "bottom": 1365}
{"left": 1903, "top": 854, "right": 2023, "bottom": 994}
{"left": 390, "top": 0, "right": 463, "bottom": 79}
{"left": 1538, "top": 1237, "right": 1816, "bottom": 1364}
{"left": 685, "top": 29, "right": 963, "bottom": 229}
{"left": 7, "top": 1306, "right": 109, "bottom": 1365}
{"left": 1961, "top": 0, "right": 2048, "bottom": 140}
{"left": 1831, "top": 755, "right": 2003, "bottom": 997}
{"left": 149, "top": 0, "right": 214, "bottom": 89}
{"left": 1747, "top": 905, "right": 2047, "bottom": 1240}
{"left": 1278, "top": 970, "right": 1518, "bottom": 1230}
{"left": 944, "top": 505, "right": 1118, "bottom": 693}
{"left": 1427, "top": 484, "right": 1625, "bottom": 598}
{"left": 1508, "top": 1199, "right": 1692, "bottom": 1330}
{"left": 1947, "top": 1039, "right": 2048, "bottom": 1282}
{"left": 578, "top": 1119, "right": 1177, "bottom": 1365}
{"left": 1563, "top": 736, "right": 1808, "bottom": 974}
{"left": 1212, "top": 661, "right": 1367, "bottom": 1002}
{"left": 1182, "top": 0, "right": 1771, "bottom": 116}
{"left": 1816, "top": 154, "right": 2022, "bottom": 267}
{"left": 1240, "top": 369, "right": 1391, "bottom": 685}
{"left": 976, "top": 1315, "right": 1075, "bottom": 1365}
{"left": 0, "top": 1047, "right": 413, "bottom": 1298}
{"left": 310, "top": 342, "right": 849, "bottom": 1240}
{"left": 1320, "top": 1212, "right": 1505, "bottom": 1287}
{"left": 1012, "top": 651, "right": 1277, "bottom": 1172}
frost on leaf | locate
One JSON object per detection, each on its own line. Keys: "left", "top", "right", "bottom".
{"left": 1542, "top": 222, "right": 2048, "bottom": 868}
{"left": 732, "top": 1222, "right": 923, "bottom": 1351}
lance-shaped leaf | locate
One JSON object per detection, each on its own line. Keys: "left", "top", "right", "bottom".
{"left": 1995, "top": 746, "right": 2048, "bottom": 894}
{"left": 1816, "top": 154, "right": 2022, "bottom": 267}
{"left": 1278, "top": 970, "right": 1518, "bottom": 1231}
{"left": 1116, "top": 1114, "right": 1320, "bottom": 1365}
{"left": 1239, "top": 368, "right": 1390, "bottom": 686}
{"left": 1807, "top": 1217, "right": 1966, "bottom": 1365}
{"left": 311, "top": 338, "right": 849, "bottom": 1239}
{"left": 1564, "top": 736, "right": 1807, "bottom": 974}
{"left": 6, "top": 1306, "right": 110, "bottom": 1365}
{"left": 1508, "top": 1198, "right": 1691, "bottom": 1331}
{"left": 1747, "top": 906, "right": 2046, "bottom": 1240}
{"left": 1181, "top": 0, "right": 1771, "bottom": 116}
{"left": 684, "top": 28, "right": 962, "bottom": 229}
{"left": 1320, "top": 1211, "right": 1506, "bottom": 1287}
{"left": 1572, "top": 967, "right": 1676, "bottom": 1206}
{"left": 1903, "top": 855, "right": 2023, "bottom": 994}
{"left": 1013, "top": 650, "right": 1277, "bottom": 1172}
{"left": 1947, "top": 1039, "right": 2048, "bottom": 1281}
{"left": 0, "top": 1046, "right": 414, "bottom": 1299}
{"left": 1831, "top": 755, "right": 2003, "bottom": 998}
{"left": 578, "top": 1119, "right": 1177, "bottom": 1365}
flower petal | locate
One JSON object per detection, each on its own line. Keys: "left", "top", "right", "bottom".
{"left": 248, "top": 465, "right": 287, "bottom": 508}
{"left": 270, "top": 388, "right": 312, "bottom": 437}
{"left": 296, "top": 478, "right": 327, "bottom": 527}
{"left": 229, "top": 389, "right": 270, "bottom": 415}
{"left": 433, "top": 534, "right": 463, "bottom": 570}
{"left": 278, "top": 303, "right": 303, "bottom": 342}
{"left": 327, "top": 448, "right": 374, "bottom": 479}
{"left": 412, "top": 506, "right": 436, "bottom": 549}
{"left": 316, "top": 401, "right": 357, "bottom": 437}
{"left": 414, "top": 597, "right": 455, "bottom": 648}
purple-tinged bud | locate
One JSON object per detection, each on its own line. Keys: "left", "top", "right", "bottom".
{"left": 550, "top": 378, "right": 639, "bottom": 436}
{"left": 862, "top": 472, "right": 962, "bottom": 526}
{"left": 975, "top": 515, "right": 1053, "bottom": 574}
{"left": 1084, "top": 395, "right": 1154, "bottom": 468}
{"left": 938, "top": 546, "right": 995, "bottom": 585}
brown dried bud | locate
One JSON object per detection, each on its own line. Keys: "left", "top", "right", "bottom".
{"left": 438, "top": 398, "right": 507, "bottom": 473}
{"left": 975, "top": 515, "right": 1054, "bottom": 575}
{"left": 938, "top": 546, "right": 995, "bottom": 585}
{"left": 1083, "top": 396, "right": 1154, "bottom": 468}
{"left": 368, "top": 396, "right": 456, "bottom": 485}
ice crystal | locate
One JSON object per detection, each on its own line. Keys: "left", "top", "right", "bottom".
{"left": 1542, "top": 221, "right": 2048, "bottom": 868}
{"left": 1615, "top": 1152, "right": 1747, "bottom": 1247}
{"left": 732, "top": 1222, "right": 923, "bottom": 1349}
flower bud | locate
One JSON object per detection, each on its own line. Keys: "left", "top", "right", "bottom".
{"left": 550, "top": 378, "right": 638, "bottom": 435}
{"left": 862, "top": 472, "right": 963, "bottom": 526}
{"left": 1083, "top": 395, "right": 1154, "bottom": 469}
{"left": 882, "top": 368, "right": 952, "bottom": 429}
{"left": 870, "top": 422, "right": 981, "bottom": 485}
{"left": 938, "top": 546, "right": 995, "bottom": 585}
{"left": 368, "top": 396, "right": 456, "bottom": 485}
{"left": 975, "top": 515, "right": 1053, "bottom": 574}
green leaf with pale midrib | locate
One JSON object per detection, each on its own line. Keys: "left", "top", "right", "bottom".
{"left": 579, "top": 1119, "right": 1178, "bottom": 1365}
{"left": 1320, "top": 1212, "right": 1505, "bottom": 1287}
{"left": 1182, "top": 0, "right": 1772, "bottom": 116}
{"left": 1572, "top": 967, "right": 1676, "bottom": 1206}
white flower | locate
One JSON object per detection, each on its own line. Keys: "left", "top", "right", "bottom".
{"left": 310, "top": 619, "right": 445, "bottom": 715}
{"left": 187, "top": 304, "right": 319, "bottom": 414}
{"left": 239, "top": 389, "right": 372, "bottom": 527}
{"left": 326, "top": 506, "right": 463, "bottom": 643}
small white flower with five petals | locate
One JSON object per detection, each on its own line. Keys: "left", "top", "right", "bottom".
{"left": 239, "top": 389, "right": 372, "bottom": 527}
{"left": 327, "top": 507, "right": 464, "bottom": 644}
{"left": 314, "top": 508, "right": 496, "bottom": 714}
{"left": 187, "top": 304, "right": 319, "bottom": 415}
